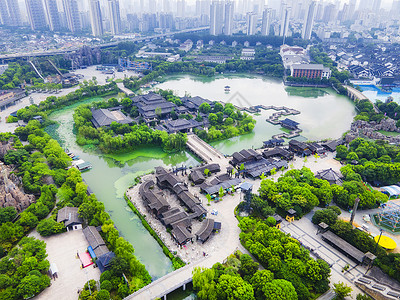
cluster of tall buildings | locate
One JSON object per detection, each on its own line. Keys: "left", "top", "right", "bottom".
{"left": 0, "top": 0, "right": 122, "bottom": 37}
{"left": 0, "top": 0, "right": 398, "bottom": 39}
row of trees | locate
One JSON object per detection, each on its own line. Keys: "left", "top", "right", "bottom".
{"left": 238, "top": 217, "right": 331, "bottom": 299}
{"left": 0, "top": 62, "right": 41, "bottom": 90}
{"left": 15, "top": 80, "right": 119, "bottom": 123}
{"left": 2, "top": 122, "right": 152, "bottom": 298}
{"left": 354, "top": 99, "right": 385, "bottom": 123}
{"left": 256, "top": 166, "right": 387, "bottom": 215}
{"left": 0, "top": 237, "right": 51, "bottom": 299}
{"left": 337, "top": 138, "right": 400, "bottom": 185}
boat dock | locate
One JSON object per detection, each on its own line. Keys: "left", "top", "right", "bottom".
{"left": 67, "top": 151, "right": 92, "bottom": 172}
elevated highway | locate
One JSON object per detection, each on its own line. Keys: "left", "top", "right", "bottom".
{"left": 0, "top": 27, "right": 209, "bottom": 61}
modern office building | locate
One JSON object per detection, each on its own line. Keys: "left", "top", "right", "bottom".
{"left": 108, "top": 0, "right": 121, "bottom": 35}
{"left": 89, "top": 0, "right": 103, "bottom": 36}
{"left": 246, "top": 12, "right": 257, "bottom": 35}
{"left": 261, "top": 7, "right": 271, "bottom": 36}
{"left": 302, "top": 1, "right": 316, "bottom": 40}
{"left": 224, "top": 1, "right": 234, "bottom": 36}
{"left": 63, "top": 0, "right": 81, "bottom": 33}
{"left": 44, "top": 0, "right": 61, "bottom": 31}
{"left": 210, "top": 0, "right": 223, "bottom": 35}
{"left": 25, "top": 0, "right": 47, "bottom": 30}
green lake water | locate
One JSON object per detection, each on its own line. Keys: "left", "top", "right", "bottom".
{"left": 45, "top": 74, "right": 356, "bottom": 283}
{"left": 46, "top": 97, "right": 199, "bottom": 280}
{"left": 156, "top": 74, "right": 356, "bottom": 155}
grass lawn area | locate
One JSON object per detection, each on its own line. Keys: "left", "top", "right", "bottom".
{"left": 376, "top": 130, "right": 400, "bottom": 137}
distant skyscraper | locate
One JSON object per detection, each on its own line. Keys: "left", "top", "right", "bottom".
{"left": 162, "top": 0, "right": 170, "bottom": 12}
{"left": 1, "top": 0, "right": 22, "bottom": 26}
{"left": 177, "top": 0, "right": 185, "bottom": 17}
{"left": 347, "top": 0, "right": 356, "bottom": 20}
{"left": 89, "top": 0, "right": 103, "bottom": 36}
{"left": 392, "top": 0, "right": 400, "bottom": 15}
{"left": 261, "top": 7, "right": 271, "bottom": 36}
{"left": 44, "top": 0, "right": 61, "bottom": 31}
{"left": 108, "top": 0, "right": 121, "bottom": 35}
{"left": 0, "top": 0, "right": 10, "bottom": 26}
{"left": 302, "top": 1, "right": 315, "bottom": 40}
{"left": 25, "top": 0, "right": 47, "bottom": 30}
{"left": 224, "top": 1, "right": 234, "bottom": 35}
{"left": 63, "top": 0, "right": 81, "bottom": 33}
{"left": 372, "top": 0, "right": 381, "bottom": 12}
{"left": 322, "top": 4, "right": 336, "bottom": 23}
{"left": 209, "top": 0, "right": 223, "bottom": 35}
{"left": 280, "top": 5, "right": 290, "bottom": 38}
{"left": 246, "top": 12, "right": 257, "bottom": 35}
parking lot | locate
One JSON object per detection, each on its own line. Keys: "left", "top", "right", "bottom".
{"left": 32, "top": 230, "right": 100, "bottom": 300}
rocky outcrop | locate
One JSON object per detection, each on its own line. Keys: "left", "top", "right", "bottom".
{"left": 0, "top": 139, "right": 14, "bottom": 159}
{"left": 0, "top": 165, "right": 35, "bottom": 212}
{"left": 345, "top": 119, "right": 400, "bottom": 144}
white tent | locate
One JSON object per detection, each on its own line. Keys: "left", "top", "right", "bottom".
{"left": 49, "top": 263, "right": 58, "bottom": 276}
{"left": 381, "top": 185, "right": 400, "bottom": 197}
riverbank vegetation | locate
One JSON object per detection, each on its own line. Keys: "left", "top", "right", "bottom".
{"left": 1, "top": 124, "right": 152, "bottom": 298}
{"left": 73, "top": 101, "right": 187, "bottom": 154}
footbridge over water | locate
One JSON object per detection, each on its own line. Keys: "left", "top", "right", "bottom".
{"left": 344, "top": 85, "right": 379, "bottom": 113}
{"left": 186, "top": 133, "right": 225, "bottom": 163}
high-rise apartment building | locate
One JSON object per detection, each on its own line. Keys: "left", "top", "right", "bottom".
{"left": 372, "top": 0, "right": 381, "bottom": 12}
{"left": 108, "top": 0, "right": 121, "bottom": 35}
{"left": 177, "top": 0, "right": 186, "bottom": 17}
{"left": 209, "top": 0, "right": 223, "bottom": 35}
{"left": 44, "top": 0, "right": 61, "bottom": 31}
{"left": 280, "top": 5, "right": 290, "bottom": 38}
{"left": 246, "top": 12, "right": 257, "bottom": 35}
{"left": 89, "top": 0, "right": 103, "bottom": 36}
{"left": 224, "top": 1, "right": 234, "bottom": 36}
{"left": 302, "top": 1, "right": 316, "bottom": 40}
{"left": 63, "top": 0, "right": 81, "bottom": 33}
{"left": 1, "top": 0, "right": 22, "bottom": 26}
{"left": 25, "top": 0, "right": 47, "bottom": 30}
{"left": 261, "top": 7, "right": 271, "bottom": 36}
{"left": 322, "top": 4, "right": 336, "bottom": 23}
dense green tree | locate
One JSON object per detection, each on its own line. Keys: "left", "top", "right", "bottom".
{"left": 216, "top": 274, "right": 255, "bottom": 300}
{"left": 333, "top": 282, "right": 352, "bottom": 300}
{"left": 199, "top": 103, "right": 211, "bottom": 113}
{"left": 0, "top": 207, "right": 17, "bottom": 224}
{"left": 312, "top": 207, "right": 340, "bottom": 226}
{"left": 262, "top": 279, "right": 298, "bottom": 300}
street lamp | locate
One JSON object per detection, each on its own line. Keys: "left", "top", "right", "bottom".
{"left": 374, "top": 229, "right": 384, "bottom": 254}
